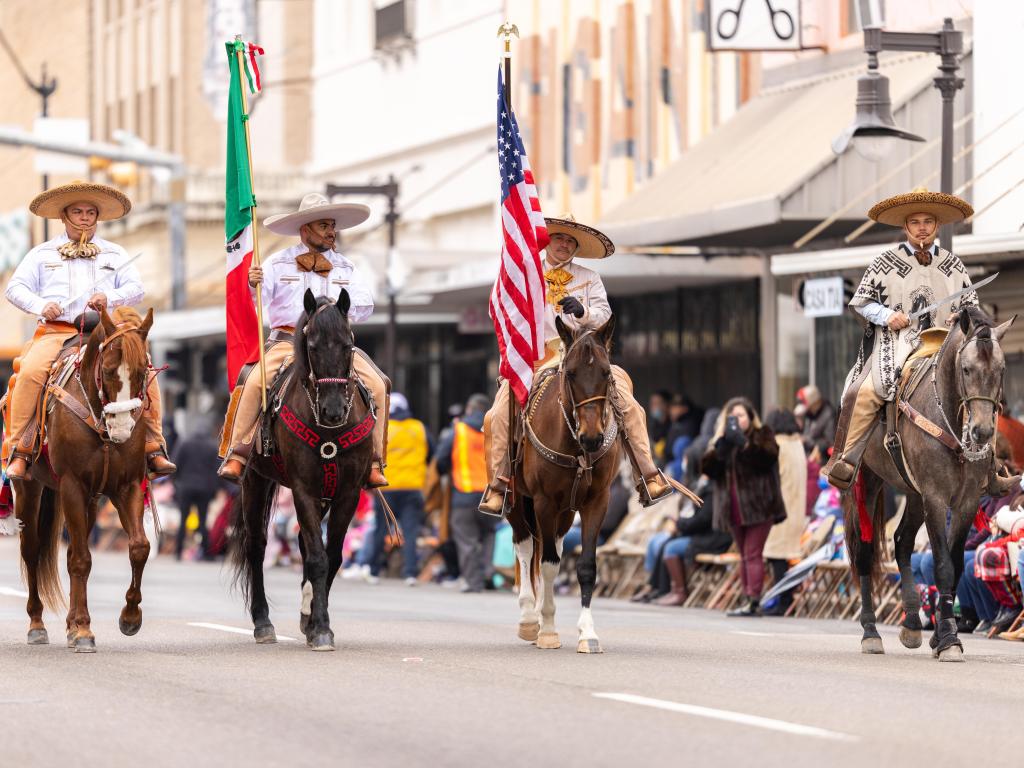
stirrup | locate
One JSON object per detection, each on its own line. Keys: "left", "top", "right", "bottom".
{"left": 637, "top": 471, "right": 674, "bottom": 508}
{"left": 478, "top": 483, "right": 508, "bottom": 518}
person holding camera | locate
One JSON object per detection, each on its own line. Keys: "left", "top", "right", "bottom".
{"left": 701, "top": 397, "right": 787, "bottom": 617}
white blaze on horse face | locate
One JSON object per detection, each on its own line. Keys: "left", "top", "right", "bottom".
{"left": 106, "top": 360, "right": 136, "bottom": 443}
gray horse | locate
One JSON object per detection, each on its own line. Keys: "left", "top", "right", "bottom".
{"left": 845, "top": 306, "right": 1016, "bottom": 661}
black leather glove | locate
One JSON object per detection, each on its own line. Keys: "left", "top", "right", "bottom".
{"left": 558, "top": 295, "right": 585, "bottom": 318}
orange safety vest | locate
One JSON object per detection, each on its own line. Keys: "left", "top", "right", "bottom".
{"left": 451, "top": 420, "right": 487, "bottom": 493}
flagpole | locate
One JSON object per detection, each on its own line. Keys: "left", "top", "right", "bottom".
{"left": 498, "top": 21, "right": 518, "bottom": 110}
{"left": 234, "top": 35, "right": 268, "bottom": 410}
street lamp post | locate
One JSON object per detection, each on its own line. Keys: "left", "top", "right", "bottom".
{"left": 834, "top": 17, "right": 964, "bottom": 252}
{"left": 324, "top": 177, "right": 400, "bottom": 379}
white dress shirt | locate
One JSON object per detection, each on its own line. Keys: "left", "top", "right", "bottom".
{"left": 542, "top": 256, "right": 611, "bottom": 343}
{"left": 5, "top": 233, "right": 144, "bottom": 323}
{"left": 255, "top": 243, "right": 375, "bottom": 329}
{"left": 854, "top": 241, "right": 940, "bottom": 327}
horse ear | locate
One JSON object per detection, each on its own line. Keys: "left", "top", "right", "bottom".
{"left": 138, "top": 308, "right": 154, "bottom": 340}
{"left": 303, "top": 288, "right": 317, "bottom": 316}
{"left": 555, "top": 316, "right": 574, "bottom": 351}
{"left": 958, "top": 309, "right": 971, "bottom": 335}
{"left": 100, "top": 308, "right": 116, "bottom": 336}
{"left": 597, "top": 314, "right": 616, "bottom": 351}
{"left": 994, "top": 314, "right": 1017, "bottom": 342}
{"left": 336, "top": 288, "right": 351, "bottom": 316}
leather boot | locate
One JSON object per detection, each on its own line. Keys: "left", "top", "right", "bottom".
{"left": 727, "top": 597, "right": 761, "bottom": 617}
{"left": 6, "top": 454, "right": 29, "bottom": 481}
{"left": 146, "top": 444, "right": 177, "bottom": 477}
{"left": 218, "top": 457, "right": 244, "bottom": 483}
{"left": 478, "top": 476, "right": 509, "bottom": 517}
{"left": 655, "top": 556, "right": 688, "bottom": 606}
{"left": 365, "top": 460, "right": 388, "bottom": 489}
{"left": 637, "top": 471, "right": 675, "bottom": 508}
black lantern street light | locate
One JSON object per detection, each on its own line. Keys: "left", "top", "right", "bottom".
{"left": 834, "top": 17, "right": 965, "bottom": 252}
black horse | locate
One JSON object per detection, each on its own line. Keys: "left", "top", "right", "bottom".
{"left": 230, "top": 289, "right": 377, "bottom": 651}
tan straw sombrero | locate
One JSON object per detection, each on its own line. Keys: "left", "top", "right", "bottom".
{"left": 868, "top": 186, "right": 973, "bottom": 227}
{"left": 264, "top": 193, "right": 371, "bottom": 236}
{"left": 29, "top": 180, "right": 131, "bottom": 221}
{"left": 544, "top": 214, "right": 614, "bottom": 259}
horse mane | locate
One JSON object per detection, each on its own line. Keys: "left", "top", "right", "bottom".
{"left": 564, "top": 330, "right": 605, "bottom": 366}
{"left": 108, "top": 306, "right": 149, "bottom": 370}
{"left": 962, "top": 305, "right": 996, "bottom": 362}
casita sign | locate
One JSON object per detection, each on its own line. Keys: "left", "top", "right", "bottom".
{"left": 802, "top": 277, "right": 846, "bottom": 318}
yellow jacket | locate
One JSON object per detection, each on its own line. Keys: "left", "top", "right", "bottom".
{"left": 386, "top": 417, "right": 429, "bottom": 490}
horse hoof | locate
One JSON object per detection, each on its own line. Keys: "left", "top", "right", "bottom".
{"left": 309, "top": 632, "right": 335, "bottom": 652}
{"left": 27, "top": 628, "right": 49, "bottom": 645}
{"left": 299, "top": 613, "right": 310, "bottom": 635}
{"left": 577, "top": 638, "right": 603, "bottom": 654}
{"left": 899, "top": 626, "right": 922, "bottom": 649}
{"left": 74, "top": 636, "right": 96, "bottom": 654}
{"left": 119, "top": 617, "right": 142, "bottom": 637}
{"left": 518, "top": 622, "right": 540, "bottom": 642}
{"left": 536, "top": 632, "right": 561, "bottom": 650}
{"left": 861, "top": 636, "right": 885, "bottom": 655}
{"left": 938, "top": 645, "right": 964, "bottom": 663}
{"left": 66, "top": 633, "right": 76, "bottom": 648}
{"left": 254, "top": 625, "right": 278, "bottom": 644}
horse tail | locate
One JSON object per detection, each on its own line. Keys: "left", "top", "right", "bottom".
{"left": 33, "top": 487, "right": 66, "bottom": 612}
{"left": 842, "top": 470, "right": 885, "bottom": 581}
{"left": 229, "top": 475, "right": 277, "bottom": 609}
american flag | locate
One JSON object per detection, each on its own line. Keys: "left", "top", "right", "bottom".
{"left": 489, "top": 66, "right": 549, "bottom": 406}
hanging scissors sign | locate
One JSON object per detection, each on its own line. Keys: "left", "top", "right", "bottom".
{"left": 708, "top": 0, "right": 803, "bottom": 51}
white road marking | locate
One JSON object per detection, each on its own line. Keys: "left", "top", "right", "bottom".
{"left": 731, "top": 631, "right": 773, "bottom": 637}
{"left": 0, "top": 586, "right": 29, "bottom": 598}
{"left": 593, "top": 693, "right": 859, "bottom": 742}
{"left": 187, "top": 622, "right": 297, "bottom": 642}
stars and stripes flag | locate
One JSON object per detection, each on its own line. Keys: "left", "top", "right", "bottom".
{"left": 489, "top": 66, "right": 549, "bottom": 406}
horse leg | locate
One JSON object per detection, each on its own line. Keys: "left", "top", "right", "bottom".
{"left": 508, "top": 497, "right": 540, "bottom": 642}
{"left": 112, "top": 481, "right": 150, "bottom": 637}
{"left": 576, "top": 497, "right": 606, "bottom": 654}
{"left": 294, "top": 489, "right": 334, "bottom": 651}
{"left": 895, "top": 495, "right": 925, "bottom": 648}
{"left": 847, "top": 470, "right": 884, "bottom": 654}
{"left": 60, "top": 477, "right": 95, "bottom": 653}
{"left": 922, "top": 494, "right": 963, "bottom": 662}
{"left": 240, "top": 472, "right": 276, "bottom": 644}
{"left": 15, "top": 481, "right": 48, "bottom": 644}
{"left": 315, "top": 489, "right": 359, "bottom": 637}
{"left": 536, "top": 506, "right": 563, "bottom": 650}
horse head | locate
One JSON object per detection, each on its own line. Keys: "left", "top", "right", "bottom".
{"left": 955, "top": 306, "right": 1015, "bottom": 449}
{"left": 94, "top": 306, "right": 153, "bottom": 443}
{"left": 298, "top": 288, "right": 355, "bottom": 426}
{"left": 556, "top": 314, "right": 615, "bottom": 453}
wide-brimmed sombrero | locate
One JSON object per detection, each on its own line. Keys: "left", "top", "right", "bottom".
{"left": 868, "top": 187, "right": 973, "bottom": 227}
{"left": 545, "top": 214, "right": 614, "bottom": 259}
{"left": 264, "top": 193, "right": 371, "bottom": 236}
{"left": 29, "top": 180, "right": 131, "bottom": 221}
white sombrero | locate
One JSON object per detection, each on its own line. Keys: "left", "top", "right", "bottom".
{"left": 30, "top": 180, "right": 131, "bottom": 221}
{"left": 868, "top": 186, "right": 973, "bottom": 227}
{"left": 544, "top": 214, "right": 614, "bottom": 259}
{"left": 263, "top": 193, "right": 371, "bottom": 236}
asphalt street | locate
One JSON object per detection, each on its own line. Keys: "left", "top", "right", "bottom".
{"left": 2, "top": 536, "right": 1023, "bottom": 768}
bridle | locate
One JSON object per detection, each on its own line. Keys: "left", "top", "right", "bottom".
{"left": 301, "top": 303, "right": 356, "bottom": 429}
{"left": 558, "top": 331, "right": 612, "bottom": 445}
{"left": 75, "top": 321, "right": 149, "bottom": 435}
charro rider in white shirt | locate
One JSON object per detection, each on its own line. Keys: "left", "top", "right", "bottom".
{"left": 3, "top": 180, "right": 175, "bottom": 479}
{"left": 218, "top": 193, "right": 390, "bottom": 487}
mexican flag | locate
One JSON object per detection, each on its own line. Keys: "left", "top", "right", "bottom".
{"left": 224, "top": 40, "right": 262, "bottom": 389}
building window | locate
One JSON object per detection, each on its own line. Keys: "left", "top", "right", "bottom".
{"left": 375, "top": 1, "right": 413, "bottom": 51}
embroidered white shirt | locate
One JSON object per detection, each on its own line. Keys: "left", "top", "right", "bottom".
{"left": 255, "top": 243, "right": 375, "bottom": 328}
{"left": 5, "top": 233, "right": 144, "bottom": 323}
{"left": 541, "top": 256, "right": 612, "bottom": 343}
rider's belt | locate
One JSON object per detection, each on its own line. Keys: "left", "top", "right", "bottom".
{"left": 269, "top": 326, "right": 295, "bottom": 343}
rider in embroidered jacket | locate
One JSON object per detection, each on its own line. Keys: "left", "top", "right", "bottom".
{"left": 218, "top": 193, "right": 390, "bottom": 488}
{"left": 3, "top": 181, "right": 175, "bottom": 480}
{"left": 478, "top": 214, "right": 675, "bottom": 516}
{"left": 824, "top": 188, "right": 1012, "bottom": 495}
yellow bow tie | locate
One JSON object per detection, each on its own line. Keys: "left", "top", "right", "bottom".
{"left": 58, "top": 239, "right": 100, "bottom": 260}
{"left": 545, "top": 267, "right": 572, "bottom": 307}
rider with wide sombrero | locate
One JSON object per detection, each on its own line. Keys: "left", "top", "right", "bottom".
{"left": 824, "top": 187, "right": 1013, "bottom": 493}
{"left": 479, "top": 214, "right": 674, "bottom": 516}
{"left": 218, "top": 193, "right": 391, "bottom": 488}
{"left": 3, "top": 181, "right": 175, "bottom": 480}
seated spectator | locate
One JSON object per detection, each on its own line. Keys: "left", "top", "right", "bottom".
{"left": 796, "top": 385, "right": 835, "bottom": 464}
{"left": 561, "top": 470, "right": 630, "bottom": 555}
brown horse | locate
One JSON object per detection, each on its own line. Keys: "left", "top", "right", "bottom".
{"left": 230, "top": 289, "right": 377, "bottom": 651}
{"left": 506, "top": 316, "right": 621, "bottom": 653}
{"left": 845, "top": 306, "right": 1015, "bottom": 661}
{"left": 15, "top": 306, "right": 155, "bottom": 653}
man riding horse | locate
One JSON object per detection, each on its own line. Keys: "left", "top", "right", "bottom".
{"left": 479, "top": 214, "right": 674, "bottom": 516}
{"left": 218, "top": 193, "right": 390, "bottom": 487}
{"left": 3, "top": 180, "right": 175, "bottom": 480}
{"left": 823, "top": 187, "right": 1013, "bottom": 494}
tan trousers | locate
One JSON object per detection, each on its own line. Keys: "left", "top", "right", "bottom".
{"left": 841, "top": 370, "right": 885, "bottom": 459}
{"left": 485, "top": 365, "right": 658, "bottom": 485}
{"left": 8, "top": 325, "right": 165, "bottom": 453}
{"left": 225, "top": 342, "right": 389, "bottom": 464}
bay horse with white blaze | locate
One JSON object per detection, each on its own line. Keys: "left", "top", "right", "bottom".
{"left": 846, "top": 306, "right": 1015, "bottom": 661}
{"left": 15, "top": 306, "right": 156, "bottom": 653}
{"left": 231, "top": 289, "right": 378, "bottom": 651}
{"left": 506, "top": 316, "right": 621, "bottom": 653}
